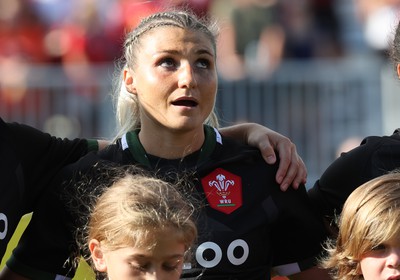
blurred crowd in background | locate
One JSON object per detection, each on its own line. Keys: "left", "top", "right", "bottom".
{"left": 1, "top": 0, "right": 398, "bottom": 69}
{"left": 0, "top": 0, "right": 399, "bottom": 109}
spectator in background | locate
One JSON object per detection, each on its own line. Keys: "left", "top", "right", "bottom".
{"left": 354, "top": 0, "right": 400, "bottom": 57}
{"left": 213, "top": 0, "right": 285, "bottom": 80}
{"left": 31, "top": 0, "right": 124, "bottom": 85}
{"left": 280, "top": 0, "right": 343, "bottom": 59}
{"left": 160, "top": 0, "right": 212, "bottom": 18}
{"left": 29, "top": 0, "right": 212, "bottom": 84}
{"left": 30, "top": 0, "right": 123, "bottom": 64}
{"left": 0, "top": 0, "right": 49, "bottom": 63}
{"left": 310, "top": 0, "right": 343, "bottom": 57}
{"left": 213, "top": 0, "right": 344, "bottom": 80}
{"left": 0, "top": 0, "right": 48, "bottom": 105}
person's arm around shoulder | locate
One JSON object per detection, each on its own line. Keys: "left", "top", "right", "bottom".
{"left": 220, "top": 122, "right": 307, "bottom": 191}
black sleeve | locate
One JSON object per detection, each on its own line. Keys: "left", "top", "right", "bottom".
{"left": 8, "top": 153, "right": 102, "bottom": 278}
{"left": 4, "top": 119, "right": 92, "bottom": 211}
{"left": 8, "top": 151, "right": 123, "bottom": 279}
{"left": 271, "top": 185, "right": 328, "bottom": 273}
{"left": 308, "top": 133, "right": 400, "bottom": 219}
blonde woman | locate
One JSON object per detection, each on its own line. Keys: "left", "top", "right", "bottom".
{"left": 2, "top": 10, "right": 328, "bottom": 280}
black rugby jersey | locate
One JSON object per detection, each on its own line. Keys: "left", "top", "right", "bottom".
{"left": 9, "top": 126, "right": 328, "bottom": 279}
{"left": 0, "top": 118, "right": 96, "bottom": 259}
{"left": 309, "top": 129, "right": 400, "bottom": 221}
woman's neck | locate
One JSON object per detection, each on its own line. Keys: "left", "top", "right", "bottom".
{"left": 138, "top": 126, "right": 205, "bottom": 159}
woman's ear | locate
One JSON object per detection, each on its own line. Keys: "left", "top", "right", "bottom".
{"left": 123, "top": 68, "right": 136, "bottom": 94}
{"left": 397, "top": 63, "right": 400, "bottom": 79}
{"left": 89, "top": 239, "right": 108, "bottom": 272}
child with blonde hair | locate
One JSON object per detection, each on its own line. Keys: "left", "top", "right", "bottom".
{"left": 322, "top": 172, "right": 400, "bottom": 280}
{"left": 86, "top": 170, "right": 197, "bottom": 280}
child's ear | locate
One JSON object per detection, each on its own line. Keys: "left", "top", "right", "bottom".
{"left": 397, "top": 64, "right": 400, "bottom": 80}
{"left": 89, "top": 239, "right": 107, "bottom": 272}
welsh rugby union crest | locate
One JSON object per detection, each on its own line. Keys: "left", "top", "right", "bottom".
{"left": 201, "top": 168, "right": 242, "bottom": 214}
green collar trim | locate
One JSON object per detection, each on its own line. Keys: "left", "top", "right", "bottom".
{"left": 125, "top": 129, "right": 151, "bottom": 167}
{"left": 123, "top": 125, "right": 220, "bottom": 168}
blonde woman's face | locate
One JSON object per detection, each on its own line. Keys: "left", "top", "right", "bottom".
{"left": 124, "top": 26, "right": 217, "bottom": 134}
{"left": 91, "top": 234, "right": 186, "bottom": 280}
{"left": 359, "top": 237, "right": 400, "bottom": 280}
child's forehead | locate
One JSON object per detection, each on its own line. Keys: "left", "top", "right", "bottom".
{"left": 386, "top": 235, "right": 400, "bottom": 246}
{"left": 133, "top": 227, "right": 186, "bottom": 244}
{"left": 363, "top": 223, "right": 400, "bottom": 246}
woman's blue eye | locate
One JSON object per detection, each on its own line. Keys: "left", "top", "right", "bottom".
{"left": 196, "top": 59, "right": 210, "bottom": 69}
{"left": 160, "top": 58, "right": 176, "bottom": 68}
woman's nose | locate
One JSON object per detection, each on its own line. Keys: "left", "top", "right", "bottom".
{"left": 178, "top": 62, "right": 197, "bottom": 89}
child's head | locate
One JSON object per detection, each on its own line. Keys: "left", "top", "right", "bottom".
{"left": 87, "top": 172, "right": 197, "bottom": 280}
{"left": 322, "top": 171, "right": 400, "bottom": 280}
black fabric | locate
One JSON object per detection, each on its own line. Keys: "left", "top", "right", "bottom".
{"left": 309, "top": 129, "right": 400, "bottom": 221}
{"left": 10, "top": 126, "right": 328, "bottom": 279}
{"left": 0, "top": 118, "right": 90, "bottom": 258}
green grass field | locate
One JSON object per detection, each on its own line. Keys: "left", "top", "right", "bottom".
{"left": 1, "top": 214, "right": 95, "bottom": 279}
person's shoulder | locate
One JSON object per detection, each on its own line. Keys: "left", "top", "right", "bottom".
{"left": 361, "top": 130, "right": 400, "bottom": 146}
{"left": 71, "top": 141, "right": 132, "bottom": 174}
{"left": 309, "top": 130, "right": 400, "bottom": 218}
{"left": 208, "top": 127, "right": 276, "bottom": 169}
{"left": 381, "top": 129, "right": 400, "bottom": 143}
{"left": 213, "top": 134, "right": 280, "bottom": 183}
{"left": 354, "top": 131, "right": 400, "bottom": 164}
{"left": 219, "top": 133, "right": 259, "bottom": 153}
{"left": 334, "top": 131, "right": 399, "bottom": 162}
{"left": 0, "top": 117, "right": 6, "bottom": 129}
{"left": 391, "top": 128, "right": 400, "bottom": 136}
{"left": 0, "top": 119, "right": 46, "bottom": 143}
{"left": 218, "top": 134, "right": 267, "bottom": 162}
{"left": 1, "top": 119, "right": 90, "bottom": 155}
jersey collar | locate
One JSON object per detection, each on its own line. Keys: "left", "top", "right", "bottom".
{"left": 121, "top": 125, "right": 222, "bottom": 168}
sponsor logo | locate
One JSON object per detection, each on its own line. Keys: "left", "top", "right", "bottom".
{"left": 201, "top": 168, "right": 242, "bottom": 214}
{"left": 195, "top": 239, "right": 249, "bottom": 268}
